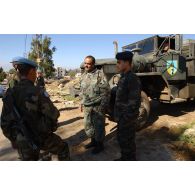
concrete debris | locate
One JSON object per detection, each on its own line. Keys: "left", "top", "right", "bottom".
{"left": 64, "top": 101, "right": 75, "bottom": 107}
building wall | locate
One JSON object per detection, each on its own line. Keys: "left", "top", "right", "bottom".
{"left": 55, "top": 67, "right": 66, "bottom": 78}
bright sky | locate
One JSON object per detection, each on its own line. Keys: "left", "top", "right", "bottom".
{"left": 1, "top": 34, "right": 195, "bottom": 71}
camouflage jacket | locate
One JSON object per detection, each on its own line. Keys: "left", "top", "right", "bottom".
{"left": 114, "top": 71, "right": 141, "bottom": 122}
{"left": 1, "top": 79, "right": 60, "bottom": 143}
{"left": 8, "top": 71, "right": 20, "bottom": 88}
{"left": 80, "top": 68, "right": 110, "bottom": 109}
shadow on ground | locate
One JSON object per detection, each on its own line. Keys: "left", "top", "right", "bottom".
{"left": 59, "top": 107, "right": 79, "bottom": 112}
{"left": 65, "top": 126, "right": 174, "bottom": 161}
{"left": 58, "top": 116, "right": 83, "bottom": 127}
{"left": 143, "top": 100, "right": 195, "bottom": 129}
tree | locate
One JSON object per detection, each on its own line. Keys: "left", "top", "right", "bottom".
{"left": 28, "top": 35, "right": 56, "bottom": 78}
{"left": 0, "top": 67, "right": 6, "bottom": 82}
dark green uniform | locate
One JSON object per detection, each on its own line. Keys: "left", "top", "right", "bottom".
{"left": 1, "top": 79, "right": 69, "bottom": 161}
{"left": 115, "top": 71, "right": 141, "bottom": 160}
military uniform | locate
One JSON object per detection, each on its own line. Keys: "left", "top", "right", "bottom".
{"left": 1, "top": 57, "right": 69, "bottom": 161}
{"left": 115, "top": 52, "right": 141, "bottom": 161}
{"left": 8, "top": 71, "right": 20, "bottom": 88}
{"left": 80, "top": 68, "right": 110, "bottom": 146}
{"left": 36, "top": 76, "right": 45, "bottom": 88}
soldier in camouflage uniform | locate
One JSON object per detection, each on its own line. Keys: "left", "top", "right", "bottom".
{"left": 80, "top": 56, "right": 110, "bottom": 154}
{"left": 115, "top": 51, "right": 141, "bottom": 161}
{"left": 1, "top": 57, "right": 70, "bottom": 161}
{"left": 36, "top": 67, "right": 45, "bottom": 89}
{"left": 8, "top": 64, "right": 20, "bottom": 88}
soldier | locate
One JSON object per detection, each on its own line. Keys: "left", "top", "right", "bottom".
{"left": 8, "top": 64, "right": 20, "bottom": 88}
{"left": 80, "top": 55, "right": 110, "bottom": 154}
{"left": 1, "top": 57, "right": 70, "bottom": 161}
{"left": 36, "top": 67, "right": 45, "bottom": 89}
{"left": 114, "top": 51, "right": 141, "bottom": 161}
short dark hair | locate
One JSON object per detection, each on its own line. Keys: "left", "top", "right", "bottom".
{"left": 85, "top": 55, "right": 96, "bottom": 65}
{"left": 116, "top": 51, "right": 133, "bottom": 64}
{"left": 17, "top": 64, "right": 33, "bottom": 76}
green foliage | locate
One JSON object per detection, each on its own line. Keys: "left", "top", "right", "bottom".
{"left": 168, "top": 122, "right": 195, "bottom": 139}
{"left": 179, "top": 134, "right": 195, "bottom": 146}
{"left": 28, "top": 35, "right": 56, "bottom": 78}
{"left": 0, "top": 67, "right": 6, "bottom": 82}
{"left": 175, "top": 121, "right": 195, "bottom": 146}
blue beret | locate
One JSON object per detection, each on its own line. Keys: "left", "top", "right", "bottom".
{"left": 116, "top": 51, "right": 133, "bottom": 61}
{"left": 11, "top": 57, "right": 38, "bottom": 68}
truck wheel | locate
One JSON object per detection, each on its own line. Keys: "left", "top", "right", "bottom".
{"left": 135, "top": 91, "right": 150, "bottom": 130}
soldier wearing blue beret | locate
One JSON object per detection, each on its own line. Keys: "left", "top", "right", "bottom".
{"left": 1, "top": 57, "right": 70, "bottom": 160}
{"left": 8, "top": 57, "right": 38, "bottom": 88}
{"left": 114, "top": 51, "right": 141, "bottom": 161}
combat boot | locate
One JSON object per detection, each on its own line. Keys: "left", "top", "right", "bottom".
{"left": 91, "top": 142, "right": 104, "bottom": 154}
{"left": 84, "top": 138, "right": 96, "bottom": 149}
{"left": 58, "top": 142, "right": 70, "bottom": 161}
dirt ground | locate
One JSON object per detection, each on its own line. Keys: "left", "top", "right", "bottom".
{"left": 1, "top": 95, "right": 195, "bottom": 161}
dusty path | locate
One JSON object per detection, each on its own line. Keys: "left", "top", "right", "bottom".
{"left": 1, "top": 98, "right": 195, "bottom": 161}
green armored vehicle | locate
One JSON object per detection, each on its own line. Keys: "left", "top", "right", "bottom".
{"left": 100, "top": 34, "right": 195, "bottom": 129}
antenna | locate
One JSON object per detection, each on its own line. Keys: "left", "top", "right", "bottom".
{"left": 23, "top": 34, "right": 27, "bottom": 57}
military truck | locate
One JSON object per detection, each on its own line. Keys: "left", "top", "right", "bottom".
{"left": 98, "top": 34, "right": 195, "bottom": 129}
{"left": 71, "top": 35, "right": 195, "bottom": 129}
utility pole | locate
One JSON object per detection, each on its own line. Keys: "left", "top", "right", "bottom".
{"left": 23, "top": 34, "right": 27, "bottom": 58}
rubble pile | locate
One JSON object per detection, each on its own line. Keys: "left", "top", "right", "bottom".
{"left": 45, "top": 78, "right": 80, "bottom": 109}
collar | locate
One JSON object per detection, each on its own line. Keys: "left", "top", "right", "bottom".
{"left": 121, "top": 70, "right": 131, "bottom": 77}
{"left": 87, "top": 68, "right": 97, "bottom": 74}
{"left": 20, "top": 78, "right": 34, "bottom": 85}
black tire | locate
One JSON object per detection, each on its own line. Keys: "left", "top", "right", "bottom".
{"left": 135, "top": 91, "right": 150, "bottom": 130}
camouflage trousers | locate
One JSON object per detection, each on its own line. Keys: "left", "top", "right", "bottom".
{"left": 16, "top": 133, "right": 69, "bottom": 161}
{"left": 117, "top": 119, "right": 136, "bottom": 161}
{"left": 83, "top": 105, "right": 105, "bottom": 142}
